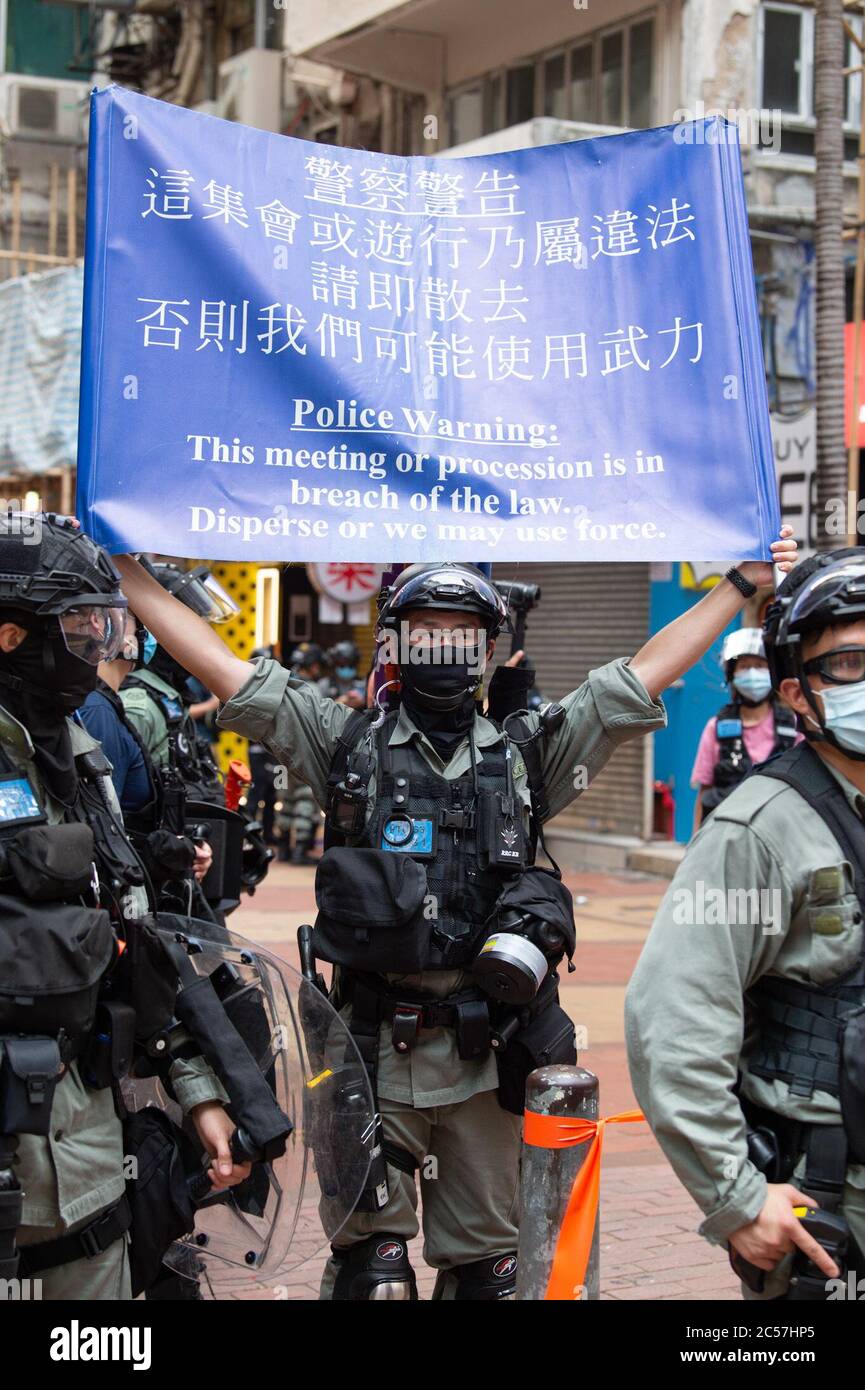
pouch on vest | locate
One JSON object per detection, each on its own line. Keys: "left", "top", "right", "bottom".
{"left": 494, "top": 991, "right": 577, "bottom": 1116}
{"left": 312, "top": 846, "right": 431, "bottom": 973}
{"left": 0, "top": 894, "right": 115, "bottom": 1044}
{"left": 4, "top": 823, "right": 95, "bottom": 902}
{"left": 123, "top": 1106, "right": 200, "bottom": 1298}
{"left": 840, "top": 1004, "right": 865, "bottom": 1164}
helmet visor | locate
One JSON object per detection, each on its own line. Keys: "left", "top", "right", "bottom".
{"left": 58, "top": 604, "right": 127, "bottom": 665}
{"left": 177, "top": 568, "right": 240, "bottom": 624}
{"left": 788, "top": 561, "right": 865, "bottom": 631}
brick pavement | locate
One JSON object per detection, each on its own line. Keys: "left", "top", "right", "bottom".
{"left": 203, "top": 860, "right": 739, "bottom": 1301}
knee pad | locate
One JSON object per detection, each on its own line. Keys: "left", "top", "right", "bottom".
{"left": 448, "top": 1252, "right": 518, "bottom": 1300}
{"left": 331, "top": 1234, "right": 418, "bottom": 1301}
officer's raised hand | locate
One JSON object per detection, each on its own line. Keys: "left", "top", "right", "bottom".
{"left": 191, "top": 1101, "right": 253, "bottom": 1191}
{"left": 728, "top": 1183, "right": 839, "bottom": 1278}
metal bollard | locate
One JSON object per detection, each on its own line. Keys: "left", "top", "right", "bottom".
{"left": 516, "top": 1064, "right": 600, "bottom": 1301}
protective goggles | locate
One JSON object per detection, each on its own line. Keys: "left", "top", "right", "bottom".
{"left": 57, "top": 604, "right": 127, "bottom": 665}
{"left": 801, "top": 646, "right": 865, "bottom": 686}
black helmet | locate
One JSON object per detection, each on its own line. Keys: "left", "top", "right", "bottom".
{"left": 764, "top": 546, "right": 865, "bottom": 758}
{"left": 289, "top": 642, "right": 325, "bottom": 671}
{"left": 0, "top": 512, "right": 127, "bottom": 663}
{"left": 377, "top": 563, "right": 508, "bottom": 639}
{"left": 328, "top": 639, "right": 360, "bottom": 668}
{"left": 764, "top": 548, "right": 865, "bottom": 685}
{"left": 144, "top": 560, "right": 239, "bottom": 625}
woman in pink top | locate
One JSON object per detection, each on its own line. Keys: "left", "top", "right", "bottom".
{"left": 691, "top": 627, "right": 801, "bottom": 834}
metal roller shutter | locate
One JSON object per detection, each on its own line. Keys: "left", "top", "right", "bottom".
{"left": 491, "top": 562, "right": 651, "bottom": 838}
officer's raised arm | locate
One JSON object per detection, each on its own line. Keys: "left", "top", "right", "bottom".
{"left": 114, "top": 553, "right": 253, "bottom": 702}
{"left": 630, "top": 528, "right": 797, "bottom": 701}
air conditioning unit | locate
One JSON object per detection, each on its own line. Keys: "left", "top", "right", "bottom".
{"left": 217, "top": 49, "right": 284, "bottom": 133}
{"left": 0, "top": 75, "right": 90, "bottom": 144}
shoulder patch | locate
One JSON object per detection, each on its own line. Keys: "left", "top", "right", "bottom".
{"left": 711, "top": 773, "right": 797, "bottom": 827}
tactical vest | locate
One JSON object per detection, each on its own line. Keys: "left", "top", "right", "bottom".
{"left": 124, "top": 670, "right": 223, "bottom": 808}
{"left": 321, "top": 709, "right": 534, "bottom": 971}
{"left": 745, "top": 742, "right": 865, "bottom": 1162}
{"left": 701, "top": 698, "right": 798, "bottom": 813}
{"left": 0, "top": 727, "right": 149, "bottom": 1060}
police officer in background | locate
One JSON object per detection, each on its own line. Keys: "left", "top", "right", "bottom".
{"left": 322, "top": 640, "right": 367, "bottom": 710}
{"left": 0, "top": 516, "right": 247, "bottom": 1299}
{"left": 691, "top": 627, "right": 800, "bottom": 834}
{"left": 627, "top": 549, "right": 865, "bottom": 1300}
{"left": 78, "top": 608, "right": 214, "bottom": 939}
{"left": 275, "top": 642, "right": 326, "bottom": 865}
{"left": 114, "top": 531, "right": 796, "bottom": 1300}
{"left": 120, "top": 561, "right": 237, "bottom": 810}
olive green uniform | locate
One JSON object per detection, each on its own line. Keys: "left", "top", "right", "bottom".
{"left": 626, "top": 760, "right": 865, "bottom": 1298}
{"left": 217, "top": 654, "right": 665, "bottom": 1293}
{"left": 1, "top": 703, "right": 223, "bottom": 1300}
{"left": 120, "top": 667, "right": 182, "bottom": 768}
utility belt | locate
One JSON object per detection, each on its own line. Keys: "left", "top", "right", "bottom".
{"left": 16, "top": 1196, "right": 132, "bottom": 1278}
{"left": 340, "top": 971, "right": 495, "bottom": 1062}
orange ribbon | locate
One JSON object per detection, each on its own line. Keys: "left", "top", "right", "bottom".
{"left": 523, "top": 1107, "right": 646, "bottom": 1300}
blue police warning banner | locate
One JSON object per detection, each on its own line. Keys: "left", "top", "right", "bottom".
{"left": 77, "top": 85, "right": 779, "bottom": 563}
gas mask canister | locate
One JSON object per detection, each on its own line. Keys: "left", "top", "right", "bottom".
{"left": 472, "top": 871, "right": 577, "bottom": 1006}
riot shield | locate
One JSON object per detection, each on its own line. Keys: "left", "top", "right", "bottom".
{"left": 122, "top": 916, "right": 373, "bottom": 1286}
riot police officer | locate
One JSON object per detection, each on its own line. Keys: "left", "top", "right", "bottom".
{"left": 691, "top": 627, "right": 799, "bottom": 833}
{"left": 0, "top": 516, "right": 248, "bottom": 1299}
{"left": 322, "top": 640, "right": 367, "bottom": 710}
{"left": 120, "top": 562, "right": 236, "bottom": 808}
{"left": 114, "top": 533, "right": 797, "bottom": 1300}
{"left": 627, "top": 549, "right": 865, "bottom": 1300}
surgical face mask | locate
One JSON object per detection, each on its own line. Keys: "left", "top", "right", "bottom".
{"left": 732, "top": 668, "right": 772, "bottom": 704}
{"left": 336, "top": 665, "right": 356, "bottom": 681}
{"left": 142, "top": 630, "right": 157, "bottom": 665}
{"left": 817, "top": 680, "right": 865, "bottom": 755}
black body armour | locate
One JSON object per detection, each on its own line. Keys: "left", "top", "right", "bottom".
{"left": 701, "top": 698, "right": 798, "bottom": 813}
{"left": 744, "top": 742, "right": 865, "bottom": 1164}
{"left": 323, "top": 710, "right": 531, "bottom": 971}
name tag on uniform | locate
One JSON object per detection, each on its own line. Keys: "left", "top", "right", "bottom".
{"left": 380, "top": 814, "right": 436, "bottom": 857}
{"left": 0, "top": 773, "right": 46, "bottom": 827}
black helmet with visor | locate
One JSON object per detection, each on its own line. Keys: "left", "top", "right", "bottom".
{"left": 0, "top": 512, "right": 127, "bottom": 665}
{"left": 764, "top": 547, "right": 865, "bottom": 758}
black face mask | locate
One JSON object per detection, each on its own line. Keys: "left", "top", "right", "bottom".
{"left": 0, "top": 624, "right": 97, "bottom": 803}
{"left": 398, "top": 657, "right": 482, "bottom": 712}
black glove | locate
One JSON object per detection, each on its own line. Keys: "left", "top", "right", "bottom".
{"left": 143, "top": 830, "right": 196, "bottom": 888}
{"left": 486, "top": 661, "right": 537, "bottom": 722}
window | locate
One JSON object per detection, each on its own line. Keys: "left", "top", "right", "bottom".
{"left": 448, "top": 85, "right": 484, "bottom": 146}
{"left": 600, "top": 31, "right": 624, "bottom": 125}
{"left": 629, "top": 19, "right": 654, "bottom": 129}
{"left": 569, "top": 42, "right": 594, "bottom": 122}
{"left": 544, "top": 52, "right": 567, "bottom": 120}
{"left": 447, "top": 10, "right": 656, "bottom": 145}
{"left": 759, "top": 2, "right": 862, "bottom": 154}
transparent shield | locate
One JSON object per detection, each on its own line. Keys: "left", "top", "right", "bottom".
{"left": 123, "top": 919, "right": 373, "bottom": 1285}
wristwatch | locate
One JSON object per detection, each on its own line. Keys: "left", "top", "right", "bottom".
{"left": 725, "top": 566, "right": 758, "bottom": 599}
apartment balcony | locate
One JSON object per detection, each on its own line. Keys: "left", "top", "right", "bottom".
{"left": 441, "top": 116, "right": 629, "bottom": 158}
{"left": 286, "top": 0, "right": 665, "bottom": 97}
